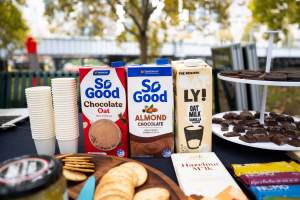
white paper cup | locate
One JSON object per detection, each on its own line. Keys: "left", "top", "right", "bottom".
{"left": 57, "top": 137, "right": 78, "bottom": 154}
{"left": 33, "top": 137, "right": 56, "bottom": 155}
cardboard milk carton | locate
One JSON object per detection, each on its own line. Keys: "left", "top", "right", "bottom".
{"left": 79, "top": 62, "right": 128, "bottom": 157}
{"left": 127, "top": 59, "right": 174, "bottom": 157}
{"left": 172, "top": 59, "right": 212, "bottom": 153}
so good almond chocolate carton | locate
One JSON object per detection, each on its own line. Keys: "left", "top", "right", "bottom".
{"left": 127, "top": 59, "right": 174, "bottom": 157}
{"left": 79, "top": 62, "right": 128, "bottom": 157}
{"left": 172, "top": 59, "right": 212, "bottom": 153}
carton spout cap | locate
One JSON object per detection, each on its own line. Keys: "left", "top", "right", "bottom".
{"left": 111, "top": 61, "right": 125, "bottom": 68}
{"left": 156, "top": 58, "right": 169, "bottom": 65}
{"left": 184, "top": 59, "right": 206, "bottom": 67}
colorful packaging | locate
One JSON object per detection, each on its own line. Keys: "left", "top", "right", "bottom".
{"left": 240, "top": 172, "right": 300, "bottom": 186}
{"left": 172, "top": 59, "right": 212, "bottom": 153}
{"left": 127, "top": 59, "right": 174, "bottom": 157}
{"left": 171, "top": 152, "right": 247, "bottom": 199}
{"left": 250, "top": 185, "right": 300, "bottom": 200}
{"left": 232, "top": 162, "right": 298, "bottom": 177}
{"left": 79, "top": 62, "right": 128, "bottom": 157}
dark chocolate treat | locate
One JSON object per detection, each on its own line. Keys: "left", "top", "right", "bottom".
{"left": 295, "top": 121, "right": 300, "bottom": 130}
{"left": 254, "top": 112, "right": 260, "bottom": 119}
{"left": 274, "top": 114, "right": 286, "bottom": 122}
{"left": 288, "top": 139, "right": 300, "bottom": 147}
{"left": 269, "top": 112, "right": 278, "bottom": 118}
{"left": 287, "top": 73, "right": 300, "bottom": 81}
{"left": 239, "top": 135, "right": 257, "bottom": 143}
{"left": 264, "top": 117, "right": 278, "bottom": 126}
{"left": 263, "top": 72, "right": 287, "bottom": 81}
{"left": 221, "top": 126, "right": 229, "bottom": 131}
{"left": 240, "top": 111, "right": 254, "bottom": 120}
{"left": 220, "top": 71, "right": 241, "bottom": 77}
{"left": 267, "top": 126, "right": 283, "bottom": 134}
{"left": 282, "top": 122, "right": 296, "bottom": 131}
{"left": 253, "top": 128, "right": 267, "bottom": 135}
{"left": 223, "top": 131, "right": 241, "bottom": 137}
{"left": 237, "top": 120, "right": 247, "bottom": 126}
{"left": 221, "top": 122, "right": 229, "bottom": 127}
{"left": 246, "top": 130, "right": 256, "bottom": 136}
{"left": 212, "top": 117, "right": 224, "bottom": 124}
{"left": 245, "top": 119, "right": 260, "bottom": 126}
{"left": 253, "top": 134, "right": 270, "bottom": 142}
{"left": 223, "top": 112, "right": 239, "bottom": 120}
{"left": 285, "top": 115, "right": 294, "bottom": 123}
{"left": 270, "top": 134, "right": 290, "bottom": 146}
{"left": 233, "top": 125, "right": 246, "bottom": 133}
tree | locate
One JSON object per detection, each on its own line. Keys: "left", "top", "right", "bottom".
{"left": 0, "top": 0, "right": 28, "bottom": 51}
{"left": 45, "top": 0, "right": 230, "bottom": 63}
{"left": 248, "top": 0, "right": 300, "bottom": 44}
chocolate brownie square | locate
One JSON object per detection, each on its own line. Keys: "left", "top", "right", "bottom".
{"left": 233, "top": 125, "right": 246, "bottom": 133}
{"left": 265, "top": 117, "right": 278, "bottom": 126}
{"left": 270, "top": 134, "right": 289, "bottom": 145}
{"left": 264, "top": 72, "right": 287, "bottom": 81}
{"left": 223, "top": 132, "right": 241, "bottom": 137}
{"left": 212, "top": 117, "right": 224, "bottom": 124}
{"left": 240, "top": 111, "right": 254, "bottom": 120}
{"left": 288, "top": 139, "right": 300, "bottom": 147}
{"left": 223, "top": 112, "right": 239, "bottom": 120}
{"left": 253, "top": 128, "right": 267, "bottom": 135}
{"left": 239, "top": 135, "right": 257, "bottom": 143}
{"left": 253, "top": 134, "right": 270, "bottom": 142}
{"left": 287, "top": 73, "right": 300, "bottom": 81}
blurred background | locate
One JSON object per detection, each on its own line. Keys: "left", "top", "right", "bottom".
{"left": 0, "top": 0, "right": 299, "bottom": 116}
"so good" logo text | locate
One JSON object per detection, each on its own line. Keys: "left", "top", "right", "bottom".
{"left": 133, "top": 79, "right": 167, "bottom": 103}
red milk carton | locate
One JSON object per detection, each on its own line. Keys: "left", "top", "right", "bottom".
{"left": 79, "top": 62, "right": 128, "bottom": 157}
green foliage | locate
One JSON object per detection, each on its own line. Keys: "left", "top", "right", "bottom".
{"left": 248, "top": 0, "right": 300, "bottom": 41}
{"left": 0, "top": 1, "right": 28, "bottom": 51}
{"left": 45, "top": 0, "right": 230, "bottom": 63}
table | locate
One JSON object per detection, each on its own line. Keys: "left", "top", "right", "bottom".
{"left": 0, "top": 116, "right": 292, "bottom": 186}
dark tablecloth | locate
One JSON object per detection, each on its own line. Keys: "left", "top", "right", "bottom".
{"left": 0, "top": 117, "right": 292, "bottom": 186}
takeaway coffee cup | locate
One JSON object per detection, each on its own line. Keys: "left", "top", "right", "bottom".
{"left": 184, "top": 125, "right": 204, "bottom": 149}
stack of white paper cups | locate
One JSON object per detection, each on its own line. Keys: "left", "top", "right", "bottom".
{"left": 51, "top": 78, "right": 79, "bottom": 153}
{"left": 25, "top": 86, "right": 55, "bottom": 155}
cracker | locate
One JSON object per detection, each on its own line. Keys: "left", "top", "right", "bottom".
{"left": 64, "top": 161, "right": 94, "bottom": 165}
{"left": 133, "top": 187, "right": 170, "bottom": 200}
{"left": 64, "top": 166, "right": 95, "bottom": 173}
{"left": 62, "top": 159, "right": 93, "bottom": 163}
{"left": 55, "top": 153, "right": 74, "bottom": 160}
{"left": 120, "top": 162, "right": 148, "bottom": 187}
{"left": 64, "top": 163, "right": 95, "bottom": 169}
{"left": 63, "top": 156, "right": 92, "bottom": 160}
{"left": 97, "top": 194, "right": 129, "bottom": 200}
{"left": 98, "top": 182, "right": 134, "bottom": 199}
{"left": 63, "top": 169, "right": 87, "bottom": 182}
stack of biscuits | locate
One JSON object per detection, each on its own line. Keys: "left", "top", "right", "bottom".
{"left": 56, "top": 154, "right": 95, "bottom": 182}
{"left": 94, "top": 162, "right": 170, "bottom": 200}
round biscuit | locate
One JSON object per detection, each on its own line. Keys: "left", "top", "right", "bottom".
{"left": 120, "top": 162, "right": 148, "bottom": 187}
{"left": 62, "top": 169, "right": 87, "bottom": 182}
{"left": 98, "top": 182, "right": 134, "bottom": 199}
{"left": 133, "top": 187, "right": 170, "bottom": 200}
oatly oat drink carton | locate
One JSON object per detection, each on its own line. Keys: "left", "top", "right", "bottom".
{"left": 172, "top": 59, "right": 212, "bottom": 153}
{"left": 127, "top": 58, "right": 174, "bottom": 157}
{"left": 79, "top": 61, "right": 128, "bottom": 157}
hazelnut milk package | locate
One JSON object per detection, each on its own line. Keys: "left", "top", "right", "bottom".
{"left": 172, "top": 59, "right": 212, "bottom": 153}
{"left": 127, "top": 59, "right": 174, "bottom": 157}
{"left": 79, "top": 62, "right": 128, "bottom": 157}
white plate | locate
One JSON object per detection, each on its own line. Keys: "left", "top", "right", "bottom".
{"left": 212, "top": 111, "right": 300, "bottom": 151}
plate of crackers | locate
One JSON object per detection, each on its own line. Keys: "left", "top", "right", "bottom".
{"left": 55, "top": 154, "right": 187, "bottom": 200}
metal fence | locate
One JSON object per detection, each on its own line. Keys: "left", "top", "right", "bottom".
{"left": 0, "top": 70, "right": 222, "bottom": 113}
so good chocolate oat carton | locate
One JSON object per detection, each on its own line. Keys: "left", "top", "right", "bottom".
{"left": 172, "top": 59, "right": 212, "bottom": 153}
{"left": 79, "top": 62, "right": 128, "bottom": 157}
{"left": 127, "top": 59, "right": 174, "bottom": 157}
